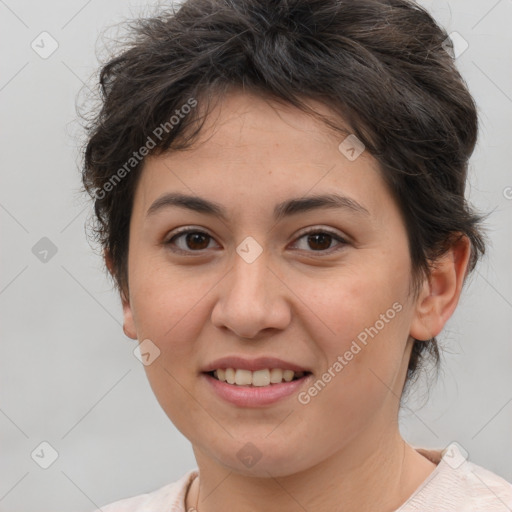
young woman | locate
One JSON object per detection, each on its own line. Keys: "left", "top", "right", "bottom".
{"left": 81, "top": 0, "right": 512, "bottom": 510}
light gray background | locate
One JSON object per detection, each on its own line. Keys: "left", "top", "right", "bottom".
{"left": 1, "top": 1, "right": 511, "bottom": 510}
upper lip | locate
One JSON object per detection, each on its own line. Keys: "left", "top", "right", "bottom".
{"left": 201, "top": 356, "right": 311, "bottom": 373}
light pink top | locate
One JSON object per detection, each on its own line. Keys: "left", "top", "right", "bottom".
{"left": 92, "top": 443, "right": 512, "bottom": 511}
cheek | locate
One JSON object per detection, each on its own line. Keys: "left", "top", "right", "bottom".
{"left": 129, "top": 258, "right": 213, "bottom": 345}
{"left": 301, "top": 261, "right": 409, "bottom": 348}
{"left": 295, "top": 255, "right": 412, "bottom": 402}
{"left": 129, "top": 266, "right": 212, "bottom": 433}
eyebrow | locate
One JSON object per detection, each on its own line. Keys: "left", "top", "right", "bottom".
{"left": 146, "top": 192, "right": 370, "bottom": 221}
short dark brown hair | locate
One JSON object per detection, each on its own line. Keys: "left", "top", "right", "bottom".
{"left": 80, "top": 0, "right": 486, "bottom": 397}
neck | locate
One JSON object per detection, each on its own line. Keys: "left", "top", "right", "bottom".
{"left": 187, "top": 428, "right": 437, "bottom": 512}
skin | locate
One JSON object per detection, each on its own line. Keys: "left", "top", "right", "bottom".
{"left": 111, "top": 89, "right": 470, "bottom": 512}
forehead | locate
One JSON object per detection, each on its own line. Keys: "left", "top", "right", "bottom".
{"left": 132, "top": 90, "right": 395, "bottom": 227}
{"left": 180, "top": 90, "right": 357, "bottom": 162}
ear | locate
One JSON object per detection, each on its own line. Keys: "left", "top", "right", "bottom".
{"left": 410, "top": 235, "right": 471, "bottom": 341}
{"left": 104, "top": 249, "right": 137, "bottom": 340}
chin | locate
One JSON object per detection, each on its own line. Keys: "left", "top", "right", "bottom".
{"left": 211, "top": 443, "right": 315, "bottom": 478}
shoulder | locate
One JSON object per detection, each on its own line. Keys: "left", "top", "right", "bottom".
{"left": 461, "top": 460, "right": 512, "bottom": 510}
{"left": 401, "top": 443, "right": 512, "bottom": 511}
{"left": 89, "top": 469, "right": 198, "bottom": 512}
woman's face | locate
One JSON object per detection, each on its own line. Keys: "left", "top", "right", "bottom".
{"left": 121, "top": 90, "right": 427, "bottom": 477}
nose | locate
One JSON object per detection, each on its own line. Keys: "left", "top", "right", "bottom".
{"left": 210, "top": 248, "right": 292, "bottom": 339}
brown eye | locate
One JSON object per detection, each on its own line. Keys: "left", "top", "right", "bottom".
{"left": 166, "top": 229, "right": 216, "bottom": 253}
{"left": 292, "top": 228, "right": 347, "bottom": 254}
{"left": 306, "top": 233, "right": 333, "bottom": 251}
{"left": 183, "top": 232, "right": 210, "bottom": 250}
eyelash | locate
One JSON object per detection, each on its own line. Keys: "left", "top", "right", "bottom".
{"left": 164, "top": 227, "right": 348, "bottom": 256}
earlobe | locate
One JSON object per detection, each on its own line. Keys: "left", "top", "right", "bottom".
{"left": 104, "top": 249, "right": 138, "bottom": 340}
{"left": 121, "top": 294, "right": 138, "bottom": 340}
{"left": 410, "top": 235, "right": 471, "bottom": 341}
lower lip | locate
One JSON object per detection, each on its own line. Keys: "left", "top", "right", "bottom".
{"left": 202, "top": 373, "right": 312, "bottom": 407}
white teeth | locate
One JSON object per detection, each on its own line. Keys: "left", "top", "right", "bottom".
{"left": 212, "top": 368, "right": 306, "bottom": 386}
{"left": 235, "top": 369, "right": 252, "bottom": 386}
{"left": 225, "top": 368, "right": 236, "bottom": 384}
{"left": 270, "top": 368, "right": 283, "bottom": 384}
{"left": 252, "top": 369, "right": 270, "bottom": 387}
{"left": 283, "top": 370, "right": 295, "bottom": 382}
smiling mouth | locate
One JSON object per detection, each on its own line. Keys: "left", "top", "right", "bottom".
{"left": 205, "top": 368, "right": 312, "bottom": 387}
